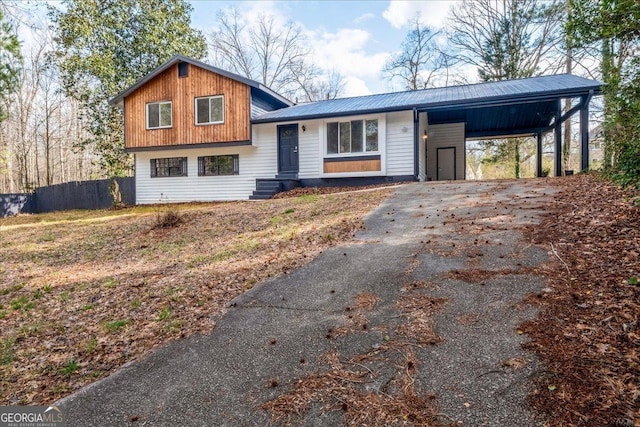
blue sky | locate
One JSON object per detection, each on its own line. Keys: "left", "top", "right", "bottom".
{"left": 189, "top": 1, "right": 459, "bottom": 96}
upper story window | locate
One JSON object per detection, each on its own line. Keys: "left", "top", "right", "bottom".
{"left": 195, "top": 95, "right": 224, "bottom": 125}
{"left": 150, "top": 157, "right": 187, "bottom": 177}
{"left": 146, "top": 101, "right": 172, "bottom": 129}
{"left": 327, "top": 119, "right": 378, "bottom": 154}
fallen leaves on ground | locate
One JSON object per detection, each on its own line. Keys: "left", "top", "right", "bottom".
{"left": 0, "top": 189, "right": 389, "bottom": 405}
{"left": 522, "top": 173, "right": 640, "bottom": 426}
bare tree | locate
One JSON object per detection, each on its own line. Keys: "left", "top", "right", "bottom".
{"left": 209, "top": 7, "right": 345, "bottom": 101}
{"left": 382, "top": 15, "right": 447, "bottom": 90}
{"left": 447, "top": 0, "right": 564, "bottom": 178}
{"left": 0, "top": 9, "right": 101, "bottom": 193}
{"left": 448, "top": 0, "right": 564, "bottom": 81}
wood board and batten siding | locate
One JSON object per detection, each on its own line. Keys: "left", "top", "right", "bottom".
{"left": 427, "top": 123, "right": 466, "bottom": 181}
{"left": 135, "top": 124, "right": 278, "bottom": 203}
{"left": 124, "top": 63, "right": 251, "bottom": 150}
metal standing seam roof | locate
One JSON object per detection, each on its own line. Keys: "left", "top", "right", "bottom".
{"left": 252, "top": 74, "right": 602, "bottom": 124}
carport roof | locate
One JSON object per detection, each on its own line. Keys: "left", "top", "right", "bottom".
{"left": 251, "top": 74, "right": 602, "bottom": 127}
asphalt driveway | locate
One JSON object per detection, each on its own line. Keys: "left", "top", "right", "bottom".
{"left": 59, "top": 180, "right": 554, "bottom": 426}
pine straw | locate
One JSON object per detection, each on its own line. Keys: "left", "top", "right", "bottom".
{"left": 262, "top": 259, "right": 451, "bottom": 426}
{"left": 260, "top": 347, "right": 443, "bottom": 426}
{"left": 521, "top": 174, "right": 640, "bottom": 426}
{"left": 395, "top": 295, "right": 448, "bottom": 346}
{"left": 333, "top": 292, "right": 381, "bottom": 338}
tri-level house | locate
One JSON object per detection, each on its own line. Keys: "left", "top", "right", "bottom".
{"left": 111, "top": 55, "right": 601, "bottom": 204}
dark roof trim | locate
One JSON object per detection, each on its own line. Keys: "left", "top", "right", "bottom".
{"left": 110, "top": 55, "right": 292, "bottom": 107}
{"left": 126, "top": 140, "right": 252, "bottom": 153}
{"left": 251, "top": 108, "right": 398, "bottom": 124}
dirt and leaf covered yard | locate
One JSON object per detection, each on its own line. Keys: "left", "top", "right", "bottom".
{"left": 524, "top": 174, "right": 640, "bottom": 426}
{"left": 0, "top": 188, "right": 390, "bottom": 405}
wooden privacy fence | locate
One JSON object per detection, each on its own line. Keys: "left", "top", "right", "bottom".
{"left": 0, "top": 177, "right": 135, "bottom": 218}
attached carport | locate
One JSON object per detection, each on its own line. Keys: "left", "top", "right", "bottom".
{"left": 416, "top": 74, "right": 602, "bottom": 179}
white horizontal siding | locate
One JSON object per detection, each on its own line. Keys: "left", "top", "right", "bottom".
{"left": 298, "top": 120, "right": 321, "bottom": 178}
{"left": 427, "top": 122, "right": 465, "bottom": 181}
{"left": 386, "top": 110, "right": 414, "bottom": 176}
{"left": 135, "top": 127, "right": 278, "bottom": 203}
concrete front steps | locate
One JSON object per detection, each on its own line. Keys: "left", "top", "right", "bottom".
{"left": 249, "top": 178, "right": 300, "bottom": 200}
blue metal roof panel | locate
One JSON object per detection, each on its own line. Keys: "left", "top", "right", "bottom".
{"left": 252, "top": 74, "right": 601, "bottom": 123}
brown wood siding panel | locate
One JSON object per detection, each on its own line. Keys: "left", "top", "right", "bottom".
{"left": 323, "top": 159, "right": 381, "bottom": 173}
{"left": 124, "top": 64, "right": 250, "bottom": 149}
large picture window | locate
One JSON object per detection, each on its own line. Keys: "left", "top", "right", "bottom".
{"left": 146, "top": 101, "right": 172, "bottom": 129}
{"left": 198, "top": 155, "right": 239, "bottom": 176}
{"left": 327, "top": 119, "right": 378, "bottom": 154}
{"left": 150, "top": 157, "right": 187, "bottom": 177}
{"left": 195, "top": 95, "right": 224, "bottom": 125}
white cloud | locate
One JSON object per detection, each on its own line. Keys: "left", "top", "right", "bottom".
{"left": 354, "top": 12, "right": 375, "bottom": 24}
{"left": 342, "top": 76, "right": 372, "bottom": 97}
{"left": 309, "top": 28, "right": 389, "bottom": 93}
{"left": 383, "top": 0, "right": 458, "bottom": 29}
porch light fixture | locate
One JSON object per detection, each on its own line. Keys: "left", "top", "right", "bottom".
{"left": 301, "top": 125, "right": 306, "bottom": 132}
{"left": 423, "top": 130, "right": 428, "bottom": 140}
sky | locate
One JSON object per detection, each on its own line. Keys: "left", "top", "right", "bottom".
{"left": 189, "top": 0, "right": 460, "bottom": 96}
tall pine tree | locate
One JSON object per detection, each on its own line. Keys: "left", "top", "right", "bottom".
{"left": 0, "top": 9, "right": 21, "bottom": 121}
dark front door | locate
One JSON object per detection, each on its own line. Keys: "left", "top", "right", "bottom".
{"left": 278, "top": 124, "right": 299, "bottom": 177}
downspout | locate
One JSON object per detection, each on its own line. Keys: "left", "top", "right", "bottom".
{"left": 413, "top": 108, "right": 419, "bottom": 181}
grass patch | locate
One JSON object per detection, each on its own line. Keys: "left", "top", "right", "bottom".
{"left": 105, "top": 319, "right": 130, "bottom": 332}
{"left": 80, "top": 304, "right": 94, "bottom": 311}
{"left": 10, "top": 296, "right": 35, "bottom": 311}
{"left": 38, "top": 232, "right": 56, "bottom": 242}
{"left": 0, "top": 337, "right": 15, "bottom": 365}
{"left": 156, "top": 307, "right": 172, "bottom": 322}
{"left": 60, "top": 359, "right": 79, "bottom": 378}
{"left": 212, "top": 249, "right": 237, "bottom": 262}
{"left": 1, "top": 283, "right": 25, "bottom": 296}
{"left": 298, "top": 194, "right": 319, "bottom": 202}
{"left": 85, "top": 338, "right": 98, "bottom": 354}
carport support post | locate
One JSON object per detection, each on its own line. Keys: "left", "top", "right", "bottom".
{"left": 580, "top": 94, "right": 590, "bottom": 171}
{"left": 554, "top": 101, "right": 562, "bottom": 177}
{"left": 536, "top": 132, "right": 543, "bottom": 177}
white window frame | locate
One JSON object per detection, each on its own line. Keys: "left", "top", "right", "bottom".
{"left": 195, "top": 95, "right": 225, "bottom": 126}
{"left": 146, "top": 101, "right": 172, "bottom": 130}
{"left": 324, "top": 115, "right": 382, "bottom": 158}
